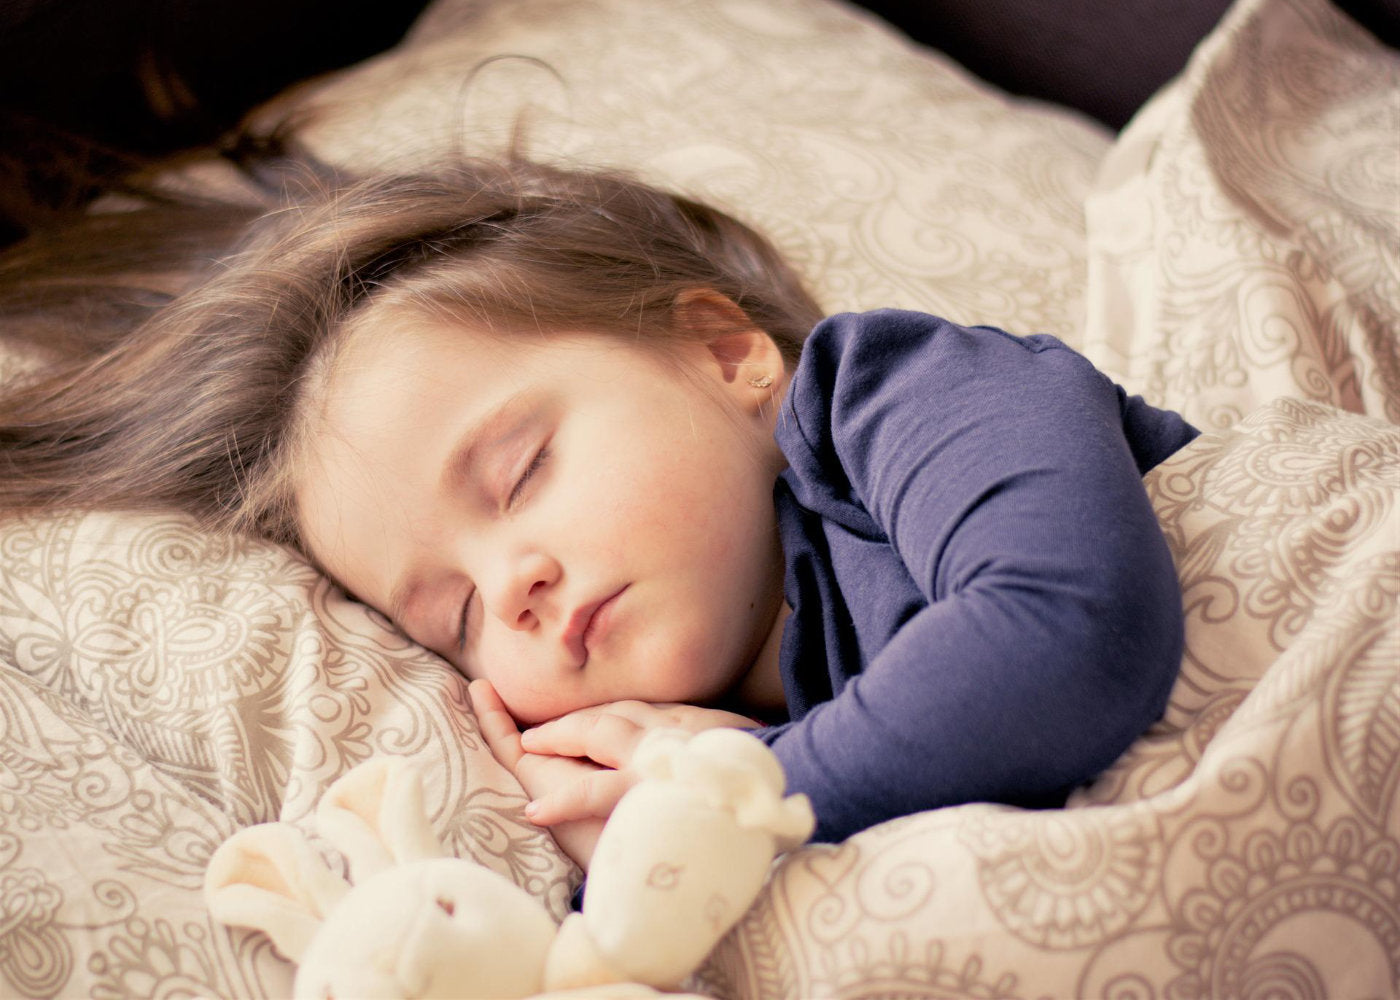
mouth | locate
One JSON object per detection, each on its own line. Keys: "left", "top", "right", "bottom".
{"left": 562, "top": 586, "right": 627, "bottom": 667}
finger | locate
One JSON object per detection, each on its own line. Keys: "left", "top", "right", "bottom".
{"left": 578, "top": 700, "right": 667, "bottom": 725}
{"left": 526, "top": 768, "right": 636, "bottom": 826}
{"left": 537, "top": 700, "right": 658, "bottom": 727}
{"left": 563, "top": 700, "right": 759, "bottom": 730}
{"left": 521, "top": 712, "right": 647, "bottom": 769}
{"left": 544, "top": 816, "right": 606, "bottom": 873}
{"left": 468, "top": 679, "right": 524, "bottom": 770}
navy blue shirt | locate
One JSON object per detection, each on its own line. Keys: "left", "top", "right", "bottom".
{"left": 754, "top": 310, "right": 1198, "bottom": 842}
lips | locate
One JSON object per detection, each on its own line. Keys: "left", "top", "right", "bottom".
{"left": 562, "top": 586, "right": 627, "bottom": 667}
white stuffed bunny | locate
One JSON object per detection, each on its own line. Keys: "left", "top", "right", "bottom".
{"left": 204, "top": 728, "right": 814, "bottom": 1000}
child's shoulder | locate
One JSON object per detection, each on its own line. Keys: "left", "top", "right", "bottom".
{"left": 803, "top": 308, "right": 1089, "bottom": 374}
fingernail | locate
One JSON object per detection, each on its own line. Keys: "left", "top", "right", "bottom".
{"left": 520, "top": 729, "right": 537, "bottom": 746}
{"left": 524, "top": 801, "right": 540, "bottom": 819}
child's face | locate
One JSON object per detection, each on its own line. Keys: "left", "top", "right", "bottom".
{"left": 295, "top": 311, "right": 788, "bottom": 724}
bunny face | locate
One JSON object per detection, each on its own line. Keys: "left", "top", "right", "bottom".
{"left": 296, "top": 858, "right": 557, "bottom": 1000}
{"left": 204, "top": 757, "right": 561, "bottom": 1000}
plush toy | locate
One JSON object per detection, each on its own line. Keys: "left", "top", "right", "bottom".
{"left": 204, "top": 728, "right": 815, "bottom": 999}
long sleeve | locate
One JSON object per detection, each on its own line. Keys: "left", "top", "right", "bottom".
{"left": 758, "top": 310, "right": 1195, "bottom": 843}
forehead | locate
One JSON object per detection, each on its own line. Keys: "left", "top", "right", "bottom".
{"left": 296, "top": 314, "right": 520, "bottom": 561}
{"left": 293, "top": 318, "right": 463, "bottom": 590}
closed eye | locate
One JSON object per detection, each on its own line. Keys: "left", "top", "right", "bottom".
{"left": 457, "top": 589, "right": 475, "bottom": 653}
{"left": 507, "top": 445, "right": 549, "bottom": 509}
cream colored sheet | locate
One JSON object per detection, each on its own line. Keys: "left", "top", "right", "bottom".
{"left": 699, "top": 397, "right": 1400, "bottom": 999}
{"left": 0, "top": 0, "right": 1396, "bottom": 996}
{"left": 1083, "top": 0, "right": 1400, "bottom": 429}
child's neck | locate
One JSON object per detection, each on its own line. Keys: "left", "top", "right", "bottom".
{"left": 732, "top": 601, "right": 791, "bottom": 717}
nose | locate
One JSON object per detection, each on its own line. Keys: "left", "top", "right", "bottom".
{"left": 485, "top": 551, "right": 561, "bottom": 631}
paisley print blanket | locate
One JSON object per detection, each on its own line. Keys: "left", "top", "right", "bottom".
{"left": 1, "top": 0, "right": 1395, "bottom": 996}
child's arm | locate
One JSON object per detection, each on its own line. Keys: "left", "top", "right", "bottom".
{"left": 759, "top": 310, "right": 1194, "bottom": 843}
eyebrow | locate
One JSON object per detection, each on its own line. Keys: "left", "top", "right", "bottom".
{"left": 440, "top": 392, "right": 532, "bottom": 494}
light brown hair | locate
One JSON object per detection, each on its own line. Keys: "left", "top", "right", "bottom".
{"left": 0, "top": 157, "right": 822, "bottom": 551}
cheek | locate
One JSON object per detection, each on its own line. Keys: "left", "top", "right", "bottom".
{"left": 627, "top": 603, "right": 744, "bottom": 703}
{"left": 472, "top": 627, "right": 585, "bottom": 725}
{"left": 608, "top": 447, "right": 738, "bottom": 541}
{"left": 489, "top": 685, "right": 558, "bottom": 726}
{"left": 472, "top": 630, "right": 533, "bottom": 707}
{"left": 480, "top": 669, "right": 561, "bottom": 726}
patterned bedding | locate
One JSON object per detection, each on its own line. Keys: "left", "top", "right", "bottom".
{"left": 0, "top": 0, "right": 1396, "bottom": 996}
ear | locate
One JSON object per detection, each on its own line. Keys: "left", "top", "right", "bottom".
{"left": 672, "top": 288, "right": 787, "bottom": 412}
{"left": 315, "top": 757, "right": 446, "bottom": 883}
{"left": 204, "top": 822, "right": 349, "bottom": 962}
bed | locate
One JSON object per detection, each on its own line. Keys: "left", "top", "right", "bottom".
{"left": 1, "top": 0, "right": 1396, "bottom": 996}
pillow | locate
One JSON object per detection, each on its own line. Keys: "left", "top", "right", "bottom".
{"left": 1081, "top": 0, "right": 1400, "bottom": 429}
{"left": 246, "top": 0, "right": 1111, "bottom": 337}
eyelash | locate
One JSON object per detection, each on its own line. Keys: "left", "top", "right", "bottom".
{"left": 506, "top": 445, "right": 549, "bottom": 509}
{"left": 457, "top": 591, "right": 474, "bottom": 653}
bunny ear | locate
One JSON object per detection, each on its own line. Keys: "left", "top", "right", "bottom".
{"left": 204, "top": 822, "right": 350, "bottom": 962}
{"left": 315, "top": 757, "right": 446, "bottom": 883}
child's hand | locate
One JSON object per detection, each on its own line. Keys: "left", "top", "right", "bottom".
{"left": 469, "top": 679, "right": 623, "bottom": 872}
{"left": 517, "top": 700, "right": 759, "bottom": 826}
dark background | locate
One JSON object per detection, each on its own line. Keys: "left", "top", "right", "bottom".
{"left": 858, "top": 0, "right": 1399, "bottom": 129}
{"left": 2, "top": 0, "right": 1396, "bottom": 244}
{"left": 0, "top": 0, "right": 434, "bottom": 243}
{"left": 0, "top": 0, "right": 433, "bottom": 150}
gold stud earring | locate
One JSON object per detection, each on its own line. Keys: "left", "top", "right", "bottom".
{"left": 747, "top": 374, "right": 774, "bottom": 389}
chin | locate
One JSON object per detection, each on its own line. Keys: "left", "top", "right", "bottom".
{"left": 500, "top": 691, "right": 590, "bottom": 726}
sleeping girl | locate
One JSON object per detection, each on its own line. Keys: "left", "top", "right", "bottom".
{"left": 0, "top": 157, "right": 1197, "bottom": 870}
